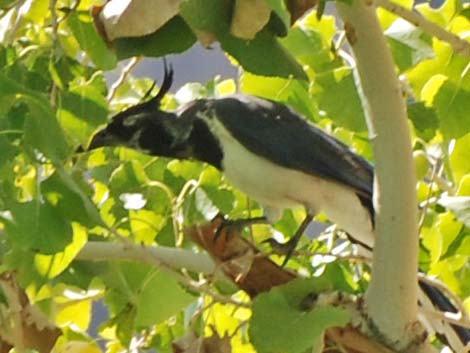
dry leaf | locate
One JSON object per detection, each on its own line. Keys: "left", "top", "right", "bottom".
{"left": 230, "top": 0, "right": 271, "bottom": 39}
{"left": 185, "top": 216, "right": 296, "bottom": 298}
{"left": 98, "top": 0, "right": 181, "bottom": 41}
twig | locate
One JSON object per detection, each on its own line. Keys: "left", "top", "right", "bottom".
{"left": 76, "top": 241, "right": 215, "bottom": 274}
{"left": 56, "top": 0, "right": 81, "bottom": 25}
{"left": 179, "top": 276, "right": 250, "bottom": 308}
{"left": 107, "top": 57, "right": 141, "bottom": 102}
{"left": 174, "top": 179, "right": 200, "bottom": 246}
{"left": 376, "top": 0, "right": 470, "bottom": 58}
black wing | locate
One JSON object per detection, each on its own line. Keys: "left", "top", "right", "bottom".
{"left": 210, "top": 94, "right": 374, "bottom": 198}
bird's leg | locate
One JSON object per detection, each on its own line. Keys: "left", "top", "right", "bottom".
{"left": 263, "top": 213, "right": 314, "bottom": 266}
{"left": 213, "top": 216, "right": 269, "bottom": 243}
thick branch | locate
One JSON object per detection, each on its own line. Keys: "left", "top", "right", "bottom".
{"left": 336, "top": 0, "right": 422, "bottom": 350}
{"left": 376, "top": 0, "right": 470, "bottom": 58}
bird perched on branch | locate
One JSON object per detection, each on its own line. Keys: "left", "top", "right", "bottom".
{"left": 89, "top": 62, "right": 470, "bottom": 351}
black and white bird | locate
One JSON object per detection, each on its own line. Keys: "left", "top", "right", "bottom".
{"left": 89, "top": 63, "right": 470, "bottom": 351}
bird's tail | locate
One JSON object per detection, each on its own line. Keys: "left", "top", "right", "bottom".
{"left": 418, "top": 277, "right": 470, "bottom": 352}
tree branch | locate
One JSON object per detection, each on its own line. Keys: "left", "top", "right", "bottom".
{"left": 107, "top": 57, "right": 141, "bottom": 102}
{"left": 76, "top": 241, "right": 216, "bottom": 274}
{"left": 376, "top": 0, "right": 470, "bottom": 58}
{"left": 336, "top": 0, "right": 425, "bottom": 350}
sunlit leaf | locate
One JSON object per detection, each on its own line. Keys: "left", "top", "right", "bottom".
{"left": 34, "top": 223, "right": 87, "bottom": 278}
{"left": 55, "top": 297, "right": 92, "bottom": 331}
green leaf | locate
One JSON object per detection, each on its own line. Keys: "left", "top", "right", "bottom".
{"left": 129, "top": 209, "right": 166, "bottom": 244}
{"left": 180, "top": 0, "right": 230, "bottom": 34}
{"left": 0, "top": 0, "right": 18, "bottom": 9}
{"left": 103, "top": 262, "right": 194, "bottom": 335}
{"left": 433, "top": 80, "right": 470, "bottom": 140}
{"left": 407, "top": 102, "right": 438, "bottom": 141}
{"left": 23, "top": 98, "right": 71, "bottom": 162}
{"left": 34, "top": 223, "right": 87, "bottom": 278}
{"left": 454, "top": 234, "right": 470, "bottom": 257}
{"left": 241, "top": 72, "right": 317, "bottom": 120}
{"left": 0, "top": 71, "right": 71, "bottom": 161}
{"left": 280, "top": 27, "right": 336, "bottom": 73}
{"left": 200, "top": 168, "right": 235, "bottom": 214}
{"left": 220, "top": 28, "right": 307, "bottom": 80}
{"left": 114, "top": 304, "right": 137, "bottom": 345}
{"left": 4, "top": 200, "right": 73, "bottom": 254}
{"left": 385, "top": 19, "right": 433, "bottom": 72}
{"left": 43, "top": 169, "right": 102, "bottom": 228}
{"left": 23, "top": 0, "right": 49, "bottom": 24}
{"left": 115, "top": 16, "right": 196, "bottom": 59}
{"left": 109, "top": 161, "right": 148, "bottom": 195}
{"left": 314, "top": 68, "right": 367, "bottom": 131}
{"left": 58, "top": 79, "right": 108, "bottom": 146}
{"left": 67, "top": 11, "right": 117, "bottom": 70}
{"left": 135, "top": 270, "right": 194, "bottom": 327}
{"left": 422, "top": 212, "right": 463, "bottom": 263}
{"left": 249, "top": 278, "right": 350, "bottom": 353}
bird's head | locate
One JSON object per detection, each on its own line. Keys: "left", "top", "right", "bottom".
{"left": 88, "top": 61, "right": 185, "bottom": 156}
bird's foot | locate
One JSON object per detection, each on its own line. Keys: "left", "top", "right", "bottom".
{"left": 262, "top": 237, "right": 300, "bottom": 266}
{"left": 213, "top": 216, "right": 268, "bottom": 243}
{"left": 262, "top": 213, "right": 314, "bottom": 267}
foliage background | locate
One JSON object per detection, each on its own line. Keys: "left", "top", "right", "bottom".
{"left": 0, "top": 0, "right": 469, "bottom": 352}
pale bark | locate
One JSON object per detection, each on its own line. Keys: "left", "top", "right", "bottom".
{"left": 336, "top": 0, "right": 423, "bottom": 350}
{"left": 77, "top": 241, "right": 216, "bottom": 274}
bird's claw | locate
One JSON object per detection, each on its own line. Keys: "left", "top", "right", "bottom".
{"left": 213, "top": 216, "right": 268, "bottom": 243}
{"left": 262, "top": 237, "right": 298, "bottom": 266}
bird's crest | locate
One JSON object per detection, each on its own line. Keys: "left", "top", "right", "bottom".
{"left": 109, "top": 59, "right": 174, "bottom": 123}
{"left": 127, "top": 58, "right": 174, "bottom": 114}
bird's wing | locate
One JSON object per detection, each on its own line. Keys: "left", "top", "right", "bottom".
{"left": 210, "top": 94, "right": 374, "bottom": 198}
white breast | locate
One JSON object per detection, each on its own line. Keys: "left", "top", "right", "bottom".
{"left": 206, "top": 116, "right": 375, "bottom": 247}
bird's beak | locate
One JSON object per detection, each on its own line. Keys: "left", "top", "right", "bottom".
{"left": 88, "top": 129, "right": 113, "bottom": 151}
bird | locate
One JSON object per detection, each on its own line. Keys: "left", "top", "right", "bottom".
{"left": 89, "top": 62, "right": 470, "bottom": 351}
